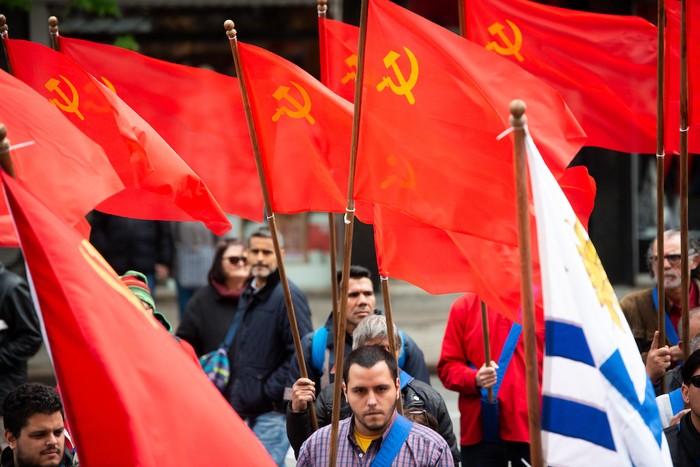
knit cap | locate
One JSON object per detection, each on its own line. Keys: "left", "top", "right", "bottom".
{"left": 119, "top": 270, "right": 171, "bottom": 332}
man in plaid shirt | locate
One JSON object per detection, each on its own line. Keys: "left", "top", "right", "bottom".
{"left": 297, "top": 345, "right": 454, "bottom": 466}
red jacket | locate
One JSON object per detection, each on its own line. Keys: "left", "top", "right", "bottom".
{"left": 437, "top": 293, "right": 543, "bottom": 446}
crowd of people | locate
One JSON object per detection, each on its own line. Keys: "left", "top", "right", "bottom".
{"left": 1, "top": 222, "right": 700, "bottom": 466}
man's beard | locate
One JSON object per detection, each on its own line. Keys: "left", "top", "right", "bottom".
{"left": 14, "top": 444, "right": 63, "bottom": 467}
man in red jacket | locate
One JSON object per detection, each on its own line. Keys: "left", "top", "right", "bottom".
{"left": 437, "top": 293, "right": 543, "bottom": 467}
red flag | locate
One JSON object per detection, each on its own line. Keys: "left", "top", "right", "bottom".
{"left": 1, "top": 172, "right": 274, "bottom": 466}
{"left": 373, "top": 167, "right": 595, "bottom": 320}
{"left": 7, "top": 39, "right": 231, "bottom": 235}
{"left": 356, "top": 0, "right": 586, "bottom": 243}
{"left": 319, "top": 17, "right": 360, "bottom": 102}
{"left": 59, "top": 36, "right": 263, "bottom": 221}
{"left": 665, "top": 0, "right": 700, "bottom": 153}
{"left": 0, "top": 68, "right": 123, "bottom": 246}
{"left": 236, "top": 41, "right": 353, "bottom": 214}
{"left": 465, "top": 0, "right": 657, "bottom": 154}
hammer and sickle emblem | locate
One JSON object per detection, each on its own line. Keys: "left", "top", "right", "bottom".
{"left": 341, "top": 54, "right": 358, "bottom": 84}
{"left": 485, "top": 20, "right": 524, "bottom": 62}
{"left": 45, "top": 75, "right": 84, "bottom": 120}
{"left": 100, "top": 76, "right": 117, "bottom": 94}
{"left": 380, "top": 154, "right": 416, "bottom": 190}
{"left": 272, "top": 81, "right": 315, "bottom": 125}
{"left": 376, "top": 47, "right": 419, "bottom": 105}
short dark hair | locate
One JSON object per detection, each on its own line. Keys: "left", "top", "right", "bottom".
{"left": 682, "top": 349, "right": 700, "bottom": 384}
{"left": 247, "top": 226, "right": 283, "bottom": 248}
{"left": 337, "top": 264, "right": 373, "bottom": 287}
{"left": 342, "top": 345, "right": 398, "bottom": 385}
{"left": 2, "top": 383, "right": 64, "bottom": 438}
{"left": 208, "top": 238, "right": 244, "bottom": 284}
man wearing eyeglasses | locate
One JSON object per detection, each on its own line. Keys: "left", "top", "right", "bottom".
{"left": 621, "top": 230, "right": 700, "bottom": 369}
{"left": 663, "top": 348, "right": 700, "bottom": 465}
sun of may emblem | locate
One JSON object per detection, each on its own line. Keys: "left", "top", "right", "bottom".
{"left": 573, "top": 221, "right": 623, "bottom": 329}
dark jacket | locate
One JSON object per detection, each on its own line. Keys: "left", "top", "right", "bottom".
{"left": 1, "top": 446, "right": 75, "bottom": 467}
{"left": 286, "top": 372, "right": 460, "bottom": 465}
{"left": 288, "top": 311, "right": 431, "bottom": 390}
{"left": 176, "top": 283, "right": 240, "bottom": 357}
{"left": 664, "top": 412, "right": 700, "bottom": 467}
{"left": 229, "top": 270, "right": 312, "bottom": 419}
{"left": 0, "top": 263, "right": 42, "bottom": 408}
{"left": 88, "top": 213, "right": 173, "bottom": 276}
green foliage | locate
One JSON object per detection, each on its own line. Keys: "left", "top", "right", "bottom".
{"left": 2, "top": 0, "right": 33, "bottom": 11}
{"left": 113, "top": 34, "right": 139, "bottom": 52}
{"left": 66, "top": 0, "right": 121, "bottom": 17}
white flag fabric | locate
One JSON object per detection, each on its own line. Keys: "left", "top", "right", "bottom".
{"left": 525, "top": 129, "right": 671, "bottom": 466}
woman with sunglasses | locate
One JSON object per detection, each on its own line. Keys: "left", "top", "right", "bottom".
{"left": 176, "top": 238, "right": 250, "bottom": 360}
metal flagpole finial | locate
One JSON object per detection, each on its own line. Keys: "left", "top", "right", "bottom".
{"left": 224, "top": 20, "right": 237, "bottom": 41}
{"left": 510, "top": 99, "right": 527, "bottom": 128}
{"left": 0, "top": 15, "right": 8, "bottom": 39}
{"left": 48, "top": 16, "right": 59, "bottom": 37}
{"left": 318, "top": 0, "right": 328, "bottom": 16}
{"left": 0, "top": 124, "right": 16, "bottom": 177}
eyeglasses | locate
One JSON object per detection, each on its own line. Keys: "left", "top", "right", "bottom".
{"left": 650, "top": 254, "right": 683, "bottom": 265}
{"left": 688, "top": 375, "right": 700, "bottom": 388}
{"left": 223, "top": 256, "right": 247, "bottom": 266}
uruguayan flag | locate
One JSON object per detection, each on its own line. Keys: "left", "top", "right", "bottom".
{"left": 526, "top": 130, "right": 671, "bottom": 466}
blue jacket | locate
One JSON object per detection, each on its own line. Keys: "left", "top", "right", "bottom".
{"left": 288, "top": 310, "right": 430, "bottom": 390}
{"left": 229, "top": 270, "right": 313, "bottom": 418}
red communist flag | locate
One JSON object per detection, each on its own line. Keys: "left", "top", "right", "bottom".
{"left": 665, "top": 0, "right": 700, "bottom": 154}
{"left": 373, "top": 166, "right": 595, "bottom": 321}
{"left": 465, "top": 0, "right": 657, "bottom": 154}
{"left": 319, "top": 17, "right": 360, "bottom": 102}
{"left": 6, "top": 39, "right": 230, "bottom": 234}
{"left": 1, "top": 172, "right": 274, "bottom": 466}
{"left": 59, "top": 36, "right": 262, "bottom": 221}
{"left": 236, "top": 41, "right": 353, "bottom": 214}
{"left": 356, "top": 0, "right": 586, "bottom": 243}
{"left": 0, "top": 69, "right": 123, "bottom": 246}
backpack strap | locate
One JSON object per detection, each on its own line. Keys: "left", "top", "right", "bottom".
{"left": 399, "top": 369, "right": 414, "bottom": 389}
{"left": 222, "top": 310, "right": 243, "bottom": 349}
{"left": 652, "top": 287, "right": 680, "bottom": 347}
{"left": 371, "top": 414, "right": 413, "bottom": 467}
{"left": 484, "top": 322, "right": 522, "bottom": 399}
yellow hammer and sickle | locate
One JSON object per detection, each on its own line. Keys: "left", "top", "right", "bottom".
{"left": 376, "top": 47, "right": 419, "bottom": 105}
{"left": 379, "top": 154, "right": 416, "bottom": 190}
{"left": 100, "top": 76, "right": 117, "bottom": 94}
{"left": 45, "top": 75, "right": 84, "bottom": 120}
{"left": 341, "top": 54, "right": 358, "bottom": 84}
{"left": 272, "top": 81, "right": 315, "bottom": 125}
{"left": 485, "top": 20, "right": 524, "bottom": 62}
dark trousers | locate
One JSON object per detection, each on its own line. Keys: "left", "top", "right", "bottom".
{"left": 461, "top": 441, "right": 530, "bottom": 467}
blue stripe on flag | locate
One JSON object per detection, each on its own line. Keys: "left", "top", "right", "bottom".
{"left": 542, "top": 395, "right": 616, "bottom": 451}
{"left": 599, "top": 350, "right": 664, "bottom": 446}
{"left": 545, "top": 320, "right": 594, "bottom": 366}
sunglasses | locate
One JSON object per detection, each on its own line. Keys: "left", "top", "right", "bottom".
{"left": 223, "top": 256, "right": 247, "bottom": 266}
{"left": 688, "top": 375, "right": 700, "bottom": 388}
{"left": 650, "top": 254, "right": 683, "bottom": 265}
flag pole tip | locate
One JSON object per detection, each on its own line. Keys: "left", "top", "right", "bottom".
{"left": 0, "top": 15, "right": 8, "bottom": 36}
{"left": 318, "top": 0, "right": 328, "bottom": 15}
{"left": 224, "top": 20, "right": 237, "bottom": 40}
{"left": 0, "top": 124, "right": 15, "bottom": 178}
{"left": 48, "top": 16, "right": 58, "bottom": 28}
{"left": 509, "top": 99, "right": 527, "bottom": 127}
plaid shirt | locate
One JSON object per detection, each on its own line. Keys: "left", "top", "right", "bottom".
{"left": 297, "top": 413, "right": 454, "bottom": 466}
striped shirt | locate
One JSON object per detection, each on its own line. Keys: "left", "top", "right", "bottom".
{"left": 297, "top": 413, "right": 454, "bottom": 466}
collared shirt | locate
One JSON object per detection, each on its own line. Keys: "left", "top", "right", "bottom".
{"left": 297, "top": 413, "right": 454, "bottom": 466}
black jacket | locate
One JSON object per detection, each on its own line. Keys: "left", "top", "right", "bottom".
{"left": 286, "top": 372, "right": 460, "bottom": 465}
{"left": 89, "top": 213, "right": 173, "bottom": 276}
{"left": 288, "top": 311, "right": 431, "bottom": 390}
{"left": 664, "top": 412, "right": 700, "bottom": 467}
{"left": 0, "top": 263, "right": 42, "bottom": 408}
{"left": 228, "top": 271, "right": 313, "bottom": 418}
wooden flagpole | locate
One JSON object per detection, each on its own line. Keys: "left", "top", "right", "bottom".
{"left": 380, "top": 276, "right": 403, "bottom": 415}
{"left": 458, "top": 0, "right": 466, "bottom": 38}
{"left": 481, "top": 301, "right": 494, "bottom": 402}
{"left": 656, "top": 0, "right": 667, "bottom": 392}
{"left": 224, "top": 20, "right": 318, "bottom": 431}
{"left": 0, "top": 125, "right": 17, "bottom": 177}
{"left": 317, "top": 0, "right": 342, "bottom": 391}
{"left": 679, "top": 0, "right": 691, "bottom": 361}
{"left": 328, "top": 0, "right": 370, "bottom": 462}
{"left": 510, "top": 99, "right": 543, "bottom": 467}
